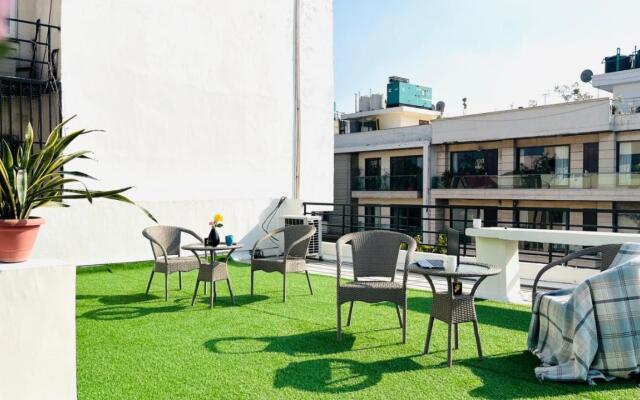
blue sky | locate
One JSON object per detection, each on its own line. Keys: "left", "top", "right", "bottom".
{"left": 334, "top": 0, "right": 640, "bottom": 116}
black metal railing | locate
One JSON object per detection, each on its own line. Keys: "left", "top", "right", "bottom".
{"left": 352, "top": 175, "right": 423, "bottom": 192}
{"left": 303, "top": 202, "right": 640, "bottom": 267}
{"left": 432, "top": 172, "right": 640, "bottom": 189}
{"left": 0, "top": 18, "right": 61, "bottom": 149}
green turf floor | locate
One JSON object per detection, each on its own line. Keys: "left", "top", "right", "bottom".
{"left": 76, "top": 261, "right": 640, "bottom": 399}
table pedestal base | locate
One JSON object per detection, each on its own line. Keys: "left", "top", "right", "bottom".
{"left": 474, "top": 237, "right": 523, "bottom": 303}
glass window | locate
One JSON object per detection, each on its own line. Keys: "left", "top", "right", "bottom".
{"left": 517, "top": 145, "right": 569, "bottom": 175}
{"left": 390, "top": 206, "right": 422, "bottom": 237}
{"left": 450, "top": 150, "right": 498, "bottom": 175}
{"left": 390, "top": 156, "right": 423, "bottom": 190}
{"left": 617, "top": 142, "right": 640, "bottom": 173}
{"left": 614, "top": 202, "right": 640, "bottom": 233}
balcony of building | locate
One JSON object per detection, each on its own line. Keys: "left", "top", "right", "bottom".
{"left": 352, "top": 174, "right": 423, "bottom": 199}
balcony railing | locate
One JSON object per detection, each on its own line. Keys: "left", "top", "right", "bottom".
{"left": 431, "top": 173, "right": 640, "bottom": 189}
{"left": 352, "top": 175, "right": 423, "bottom": 191}
{"left": 303, "top": 201, "right": 640, "bottom": 267}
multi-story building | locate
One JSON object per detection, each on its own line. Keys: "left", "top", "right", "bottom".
{"left": 428, "top": 65, "right": 640, "bottom": 245}
{"left": 332, "top": 55, "right": 640, "bottom": 257}
{"left": 332, "top": 76, "right": 438, "bottom": 239}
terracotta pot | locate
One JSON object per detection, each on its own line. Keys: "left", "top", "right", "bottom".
{"left": 0, "top": 217, "right": 45, "bottom": 263}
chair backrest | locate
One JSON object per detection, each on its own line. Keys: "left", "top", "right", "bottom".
{"left": 348, "top": 230, "right": 412, "bottom": 280}
{"left": 446, "top": 227, "right": 460, "bottom": 264}
{"left": 284, "top": 224, "right": 316, "bottom": 258}
{"left": 142, "top": 225, "right": 182, "bottom": 258}
{"left": 600, "top": 243, "right": 624, "bottom": 270}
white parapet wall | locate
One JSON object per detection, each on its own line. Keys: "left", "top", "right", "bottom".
{"left": 0, "top": 260, "right": 76, "bottom": 400}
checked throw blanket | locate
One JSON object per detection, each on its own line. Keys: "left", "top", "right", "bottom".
{"left": 528, "top": 242, "right": 640, "bottom": 383}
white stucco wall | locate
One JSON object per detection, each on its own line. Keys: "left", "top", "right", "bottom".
{"left": 30, "top": 0, "right": 334, "bottom": 265}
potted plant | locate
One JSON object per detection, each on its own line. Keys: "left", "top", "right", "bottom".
{"left": 0, "top": 119, "right": 155, "bottom": 262}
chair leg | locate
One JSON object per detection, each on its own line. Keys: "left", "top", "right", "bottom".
{"left": 191, "top": 280, "right": 200, "bottom": 306}
{"left": 227, "top": 279, "right": 235, "bottom": 305}
{"left": 250, "top": 269, "right": 254, "bottom": 296}
{"left": 203, "top": 281, "right": 206, "bottom": 294}
{"left": 454, "top": 323, "right": 459, "bottom": 350}
{"left": 395, "top": 304, "right": 403, "bottom": 329}
{"left": 282, "top": 273, "right": 287, "bottom": 303}
{"left": 145, "top": 270, "right": 155, "bottom": 295}
{"left": 213, "top": 281, "right": 217, "bottom": 303}
{"left": 346, "top": 301, "right": 354, "bottom": 326}
{"left": 447, "top": 323, "right": 453, "bottom": 367}
{"left": 337, "top": 302, "right": 342, "bottom": 341}
{"left": 402, "top": 303, "right": 407, "bottom": 344}
{"left": 305, "top": 271, "right": 313, "bottom": 295}
{"left": 164, "top": 272, "right": 168, "bottom": 301}
{"left": 424, "top": 316, "right": 434, "bottom": 354}
{"left": 179, "top": 271, "right": 182, "bottom": 290}
{"left": 472, "top": 320, "right": 483, "bottom": 359}
{"left": 210, "top": 280, "right": 214, "bottom": 308}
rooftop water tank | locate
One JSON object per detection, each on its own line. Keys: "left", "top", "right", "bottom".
{"left": 370, "top": 93, "right": 383, "bottom": 110}
{"left": 604, "top": 48, "right": 632, "bottom": 73}
{"left": 358, "top": 95, "right": 370, "bottom": 112}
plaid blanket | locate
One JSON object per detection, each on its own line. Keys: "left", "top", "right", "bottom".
{"left": 528, "top": 242, "right": 640, "bottom": 384}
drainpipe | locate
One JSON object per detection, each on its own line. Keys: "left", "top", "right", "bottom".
{"left": 293, "top": 0, "right": 302, "bottom": 199}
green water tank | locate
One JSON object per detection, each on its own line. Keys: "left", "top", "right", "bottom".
{"left": 386, "top": 77, "right": 432, "bottom": 109}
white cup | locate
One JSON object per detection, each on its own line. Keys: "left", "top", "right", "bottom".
{"left": 472, "top": 218, "right": 482, "bottom": 228}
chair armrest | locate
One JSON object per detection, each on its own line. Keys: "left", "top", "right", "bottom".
{"left": 252, "top": 227, "right": 287, "bottom": 260}
{"left": 180, "top": 228, "right": 204, "bottom": 244}
{"left": 336, "top": 233, "right": 357, "bottom": 282}
{"left": 143, "top": 234, "right": 169, "bottom": 264}
{"left": 531, "top": 245, "right": 613, "bottom": 307}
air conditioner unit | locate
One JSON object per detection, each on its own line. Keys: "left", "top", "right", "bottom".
{"left": 281, "top": 215, "right": 323, "bottom": 260}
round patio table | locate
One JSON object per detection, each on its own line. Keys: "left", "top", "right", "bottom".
{"left": 182, "top": 243, "right": 243, "bottom": 308}
{"left": 407, "top": 261, "right": 500, "bottom": 367}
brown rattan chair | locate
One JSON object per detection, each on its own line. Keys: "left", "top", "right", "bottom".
{"left": 142, "top": 225, "right": 205, "bottom": 301}
{"left": 531, "top": 243, "right": 622, "bottom": 308}
{"left": 336, "top": 230, "right": 417, "bottom": 343}
{"left": 250, "top": 224, "right": 316, "bottom": 303}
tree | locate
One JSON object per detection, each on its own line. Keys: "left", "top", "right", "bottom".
{"left": 553, "top": 82, "right": 593, "bottom": 102}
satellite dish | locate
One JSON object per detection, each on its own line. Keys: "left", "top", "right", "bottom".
{"left": 436, "top": 101, "right": 445, "bottom": 113}
{"left": 580, "top": 69, "right": 593, "bottom": 83}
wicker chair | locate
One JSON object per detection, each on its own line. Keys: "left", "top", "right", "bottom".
{"left": 531, "top": 244, "right": 622, "bottom": 308}
{"left": 142, "top": 225, "right": 205, "bottom": 301}
{"left": 336, "top": 230, "right": 417, "bottom": 342}
{"left": 251, "top": 224, "right": 316, "bottom": 303}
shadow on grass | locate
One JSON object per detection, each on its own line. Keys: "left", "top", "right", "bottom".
{"left": 98, "top": 293, "right": 160, "bottom": 305}
{"left": 178, "top": 293, "right": 270, "bottom": 307}
{"left": 80, "top": 305, "right": 185, "bottom": 321}
{"left": 273, "top": 356, "right": 423, "bottom": 393}
{"left": 459, "top": 351, "right": 640, "bottom": 399}
{"left": 375, "top": 295, "right": 532, "bottom": 333}
{"left": 204, "top": 330, "right": 356, "bottom": 356}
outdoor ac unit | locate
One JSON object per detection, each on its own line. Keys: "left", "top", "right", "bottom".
{"left": 281, "top": 215, "right": 323, "bottom": 260}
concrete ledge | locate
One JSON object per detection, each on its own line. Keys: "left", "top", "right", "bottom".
{"left": 0, "top": 259, "right": 76, "bottom": 400}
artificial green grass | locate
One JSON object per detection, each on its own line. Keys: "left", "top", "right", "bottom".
{"left": 76, "top": 261, "right": 640, "bottom": 399}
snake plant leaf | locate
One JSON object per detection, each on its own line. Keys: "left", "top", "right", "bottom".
{"left": 1, "top": 140, "right": 13, "bottom": 170}
{"left": 16, "top": 169, "right": 27, "bottom": 210}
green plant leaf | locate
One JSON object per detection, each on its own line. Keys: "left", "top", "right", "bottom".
{"left": 16, "top": 169, "right": 27, "bottom": 209}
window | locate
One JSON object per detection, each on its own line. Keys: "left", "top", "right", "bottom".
{"left": 617, "top": 142, "right": 640, "bottom": 173}
{"left": 517, "top": 209, "right": 567, "bottom": 252}
{"left": 517, "top": 145, "right": 569, "bottom": 175}
{"left": 450, "top": 150, "right": 498, "bottom": 176}
{"left": 364, "top": 158, "right": 381, "bottom": 190}
{"left": 617, "top": 142, "right": 640, "bottom": 186}
{"left": 583, "top": 210, "right": 597, "bottom": 232}
{"left": 390, "top": 156, "right": 423, "bottom": 190}
{"left": 390, "top": 206, "right": 422, "bottom": 237}
{"left": 583, "top": 143, "right": 599, "bottom": 173}
{"left": 614, "top": 202, "right": 640, "bottom": 233}
{"left": 364, "top": 206, "right": 379, "bottom": 229}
